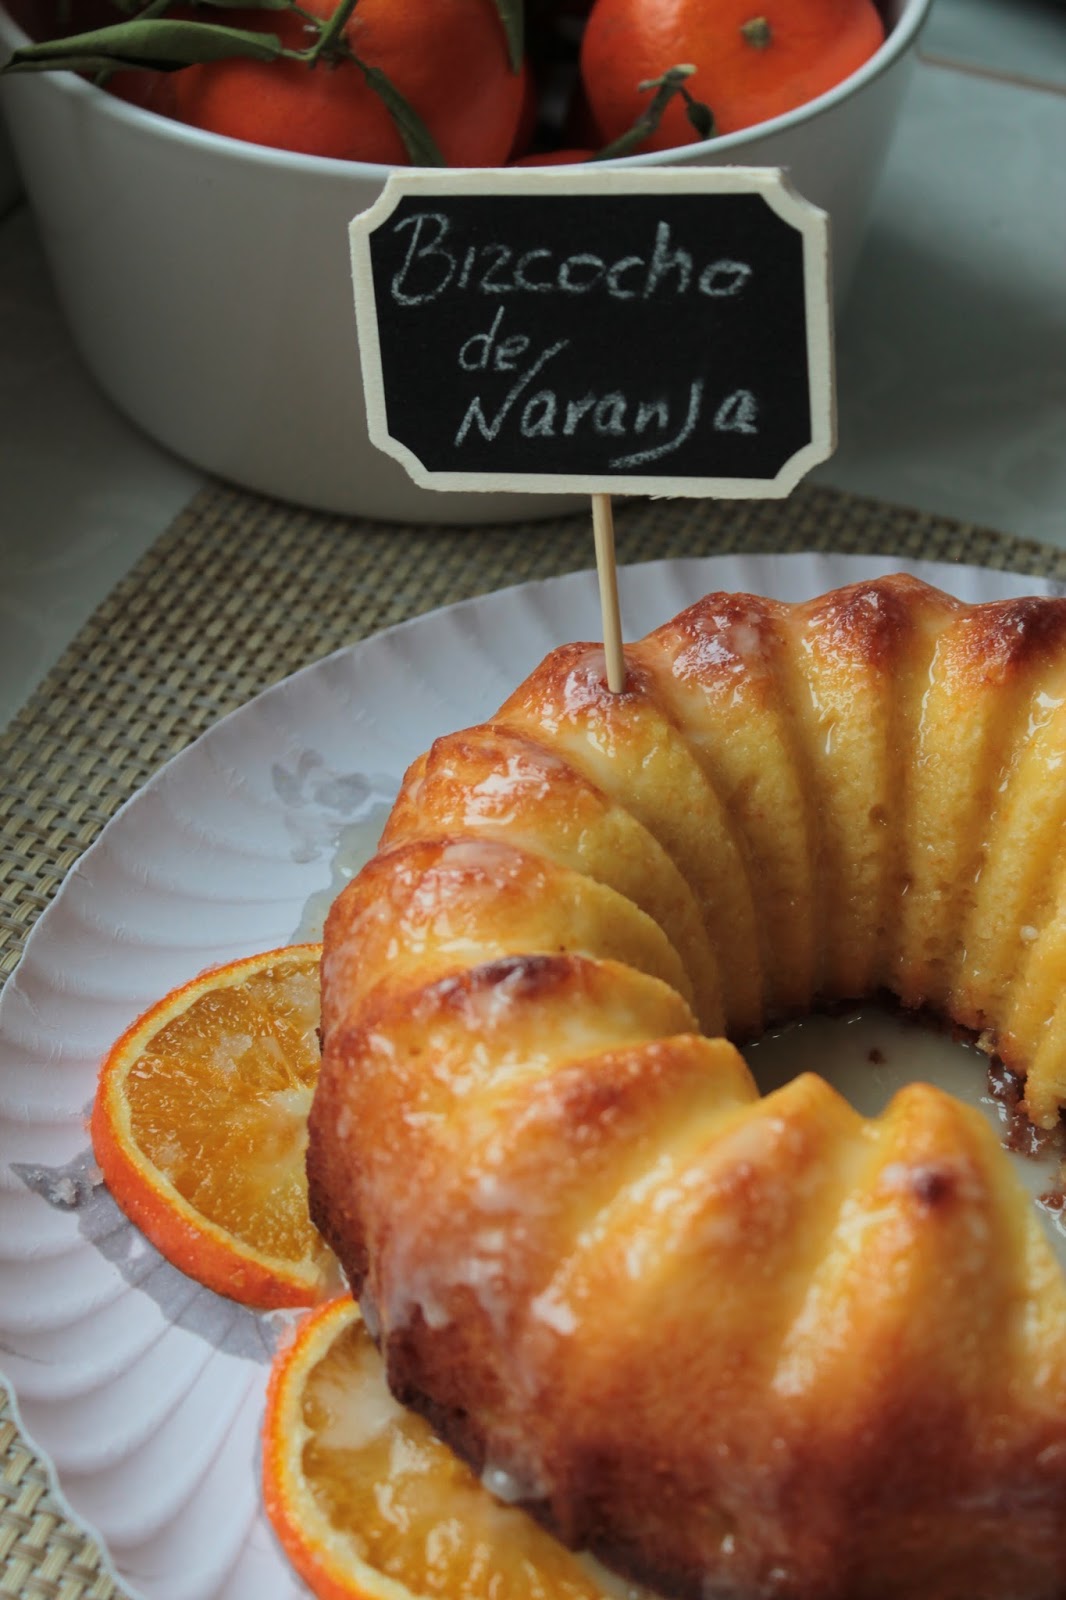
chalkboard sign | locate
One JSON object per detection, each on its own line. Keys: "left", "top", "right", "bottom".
{"left": 350, "top": 168, "right": 834, "bottom": 498}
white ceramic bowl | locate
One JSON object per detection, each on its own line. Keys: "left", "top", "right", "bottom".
{"left": 0, "top": 0, "right": 931, "bottom": 522}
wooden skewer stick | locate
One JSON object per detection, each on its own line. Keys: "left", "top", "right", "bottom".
{"left": 592, "top": 493, "right": 626, "bottom": 693}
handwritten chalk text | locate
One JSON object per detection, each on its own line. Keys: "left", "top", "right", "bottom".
{"left": 390, "top": 211, "right": 753, "bottom": 309}
{"left": 452, "top": 313, "right": 759, "bottom": 467}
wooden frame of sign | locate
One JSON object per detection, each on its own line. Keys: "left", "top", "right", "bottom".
{"left": 349, "top": 166, "right": 835, "bottom": 501}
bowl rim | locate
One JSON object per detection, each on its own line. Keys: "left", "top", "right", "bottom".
{"left": 0, "top": 0, "right": 934, "bottom": 178}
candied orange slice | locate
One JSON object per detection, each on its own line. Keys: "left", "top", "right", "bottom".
{"left": 91, "top": 944, "right": 337, "bottom": 1308}
{"left": 262, "top": 1297, "right": 656, "bottom": 1600}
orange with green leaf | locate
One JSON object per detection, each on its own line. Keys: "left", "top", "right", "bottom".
{"left": 165, "top": 0, "right": 529, "bottom": 164}
{"left": 580, "top": 0, "right": 886, "bottom": 148}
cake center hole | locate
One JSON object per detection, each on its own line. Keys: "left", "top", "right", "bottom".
{"left": 742, "top": 1006, "right": 1066, "bottom": 1271}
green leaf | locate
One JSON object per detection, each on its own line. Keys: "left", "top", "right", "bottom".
{"left": 352, "top": 56, "right": 446, "bottom": 167}
{"left": 593, "top": 64, "right": 714, "bottom": 160}
{"left": 685, "top": 98, "right": 715, "bottom": 140}
{"left": 489, "top": 0, "right": 523, "bottom": 73}
{"left": 1, "top": 16, "right": 286, "bottom": 73}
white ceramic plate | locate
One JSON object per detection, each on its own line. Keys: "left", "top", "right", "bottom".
{"left": 0, "top": 551, "right": 1059, "bottom": 1600}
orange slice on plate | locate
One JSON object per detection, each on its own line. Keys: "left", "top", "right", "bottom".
{"left": 262, "top": 1296, "right": 655, "bottom": 1600}
{"left": 91, "top": 943, "right": 337, "bottom": 1308}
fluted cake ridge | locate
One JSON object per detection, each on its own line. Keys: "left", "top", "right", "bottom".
{"left": 309, "top": 573, "right": 1066, "bottom": 1600}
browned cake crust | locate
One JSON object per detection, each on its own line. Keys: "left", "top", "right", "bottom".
{"left": 308, "top": 574, "right": 1066, "bottom": 1600}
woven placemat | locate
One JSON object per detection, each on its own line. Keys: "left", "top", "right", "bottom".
{"left": 2, "top": 477, "right": 1065, "bottom": 1600}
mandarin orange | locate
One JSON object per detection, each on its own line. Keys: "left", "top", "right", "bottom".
{"left": 580, "top": 0, "right": 885, "bottom": 147}
{"left": 167, "top": 0, "right": 527, "bottom": 165}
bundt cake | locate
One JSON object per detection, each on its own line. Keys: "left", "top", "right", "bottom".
{"left": 307, "top": 573, "right": 1066, "bottom": 1600}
